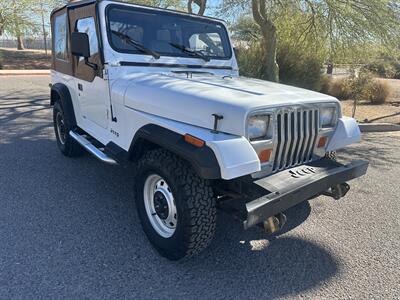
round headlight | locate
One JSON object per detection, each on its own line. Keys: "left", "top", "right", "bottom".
{"left": 320, "top": 107, "right": 337, "bottom": 128}
{"left": 248, "top": 115, "right": 271, "bottom": 140}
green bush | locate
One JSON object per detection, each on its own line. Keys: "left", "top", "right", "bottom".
{"left": 236, "top": 43, "right": 266, "bottom": 80}
{"left": 236, "top": 42, "right": 325, "bottom": 91}
{"left": 361, "top": 60, "right": 400, "bottom": 79}
{"left": 277, "top": 46, "right": 324, "bottom": 91}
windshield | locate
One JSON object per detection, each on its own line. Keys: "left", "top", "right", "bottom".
{"left": 106, "top": 5, "right": 232, "bottom": 60}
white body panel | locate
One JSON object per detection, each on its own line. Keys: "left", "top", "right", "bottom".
{"left": 117, "top": 71, "right": 339, "bottom": 136}
{"left": 51, "top": 1, "right": 363, "bottom": 180}
{"left": 75, "top": 76, "right": 109, "bottom": 129}
{"left": 327, "top": 117, "right": 361, "bottom": 152}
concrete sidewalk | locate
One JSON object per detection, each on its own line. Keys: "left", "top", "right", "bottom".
{"left": 359, "top": 122, "right": 400, "bottom": 132}
{"left": 0, "top": 69, "right": 50, "bottom": 76}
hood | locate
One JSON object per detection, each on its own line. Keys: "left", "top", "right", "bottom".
{"left": 119, "top": 72, "right": 338, "bottom": 136}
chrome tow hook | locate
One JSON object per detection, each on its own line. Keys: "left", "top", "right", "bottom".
{"left": 263, "top": 213, "right": 287, "bottom": 235}
{"left": 323, "top": 182, "right": 350, "bottom": 200}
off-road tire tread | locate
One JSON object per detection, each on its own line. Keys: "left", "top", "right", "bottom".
{"left": 53, "top": 101, "right": 83, "bottom": 157}
{"left": 136, "top": 149, "right": 216, "bottom": 260}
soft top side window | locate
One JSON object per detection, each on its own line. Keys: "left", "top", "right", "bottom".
{"left": 54, "top": 13, "right": 68, "bottom": 61}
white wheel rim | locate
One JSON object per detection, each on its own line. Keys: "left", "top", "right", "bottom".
{"left": 143, "top": 174, "right": 177, "bottom": 238}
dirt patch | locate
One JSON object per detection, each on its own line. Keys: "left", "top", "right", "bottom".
{"left": 336, "top": 78, "right": 400, "bottom": 124}
{"left": 0, "top": 48, "right": 51, "bottom": 69}
{"left": 341, "top": 100, "right": 400, "bottom": 124}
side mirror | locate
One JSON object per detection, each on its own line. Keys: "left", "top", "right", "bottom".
{"left": 71, "top": 32, "right": 97, "bottom": 70}
{"left": 71, "top": 32, "right": 90, "bottom": 58}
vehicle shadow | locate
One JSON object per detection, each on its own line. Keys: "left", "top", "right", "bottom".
{"left": 338, "top": 133, "right": 399, "bottom": 169}
{"left": 268, "top": 200, "right": 311, "bottom": 237}
{"left": 177, "top": 203, "right": 338, "bottom": 299}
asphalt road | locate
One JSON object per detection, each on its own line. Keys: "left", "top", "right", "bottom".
{"left": 0, "top": 76, "right": 399, "bottom": 299}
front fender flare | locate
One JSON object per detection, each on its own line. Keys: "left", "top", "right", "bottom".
{"left": 130, "top": 124, "right": 221, "bottom": 179}
{"left": 326, "top": 117, "right": 361, "bottom": 151}
{"left": 50, "top": 83, "right": 77, "bottom": 127}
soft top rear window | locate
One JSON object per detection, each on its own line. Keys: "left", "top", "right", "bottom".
{"left": 106, "top": 5, "right": 232, "bottom": 60}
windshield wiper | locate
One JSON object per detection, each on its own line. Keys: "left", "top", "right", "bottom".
{"left": 111, "top": 30, "right": 160, "bottom": 59}
{"left": 169, "top": 43, "right": 210, "bottom": 62}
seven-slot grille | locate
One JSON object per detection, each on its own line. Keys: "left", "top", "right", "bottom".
{"left": 272, "top": 108, "right": 320, "bottom": 172}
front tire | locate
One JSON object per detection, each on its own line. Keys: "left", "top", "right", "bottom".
{"left": 135, "top": 149, "right": 216, "bottom": 260}
{"left": 53, "top": 101, "right": 83, "bottom": 157}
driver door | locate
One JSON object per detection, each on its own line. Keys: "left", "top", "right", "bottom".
{"left": 70, "top": 9, "right": 109, "bottom": 129}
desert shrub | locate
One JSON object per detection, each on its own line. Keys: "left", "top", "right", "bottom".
{"left": 352, "top": 72, "right": 390, "bottom": 104}
{"left": 327, "top": 78, "right": 353, "bottom": 100}
{"left": 319, "top": 75, "right": 332, "bottom": 94}
{"left": 392, "top": 62, "right": 400, "bottom": 79}
{"left": 366, "top": 80, "right": 391, "bottom": 104}
{"left": 324, "top": 72, "right": 390, "bottom": 104}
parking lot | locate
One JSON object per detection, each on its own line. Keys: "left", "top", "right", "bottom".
{"left": 0, "top": 75, "right": 399, "bottom": 298}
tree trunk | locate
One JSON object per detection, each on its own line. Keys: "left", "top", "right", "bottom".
{"left": 251, "top": 0, "right": 279, "bottom": 82}
{"left": 188, "top": 0, "right": 206, "bottom": 15}
{"left": 0, "top": 13, "right": 4, "bottom": 36}
{"left": 17, "top": 34, "right": 24, "bottom": 50}
{"left": 40, "top": 4, "right": 47, "bottom": 55}
{"left": 261, "top": 27, "right": 279, "bottom": 82}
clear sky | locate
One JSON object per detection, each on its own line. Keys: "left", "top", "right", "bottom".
{"left": 204, "top": 0, "right": 223, "bottom": 17}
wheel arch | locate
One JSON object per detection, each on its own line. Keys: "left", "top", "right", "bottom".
{"left": 128, "top": 124, "right": 221, "bottom": 180}
{"left": 50, "top": 83, "right": 77, "bottom": 127}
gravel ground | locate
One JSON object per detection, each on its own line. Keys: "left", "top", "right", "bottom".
{"left": 0, "top": 76, "right": 399, "bottom": 299}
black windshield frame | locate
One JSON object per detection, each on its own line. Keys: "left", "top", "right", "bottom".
{"left": 105, "top": 4, "right": 233, "bottom": 61}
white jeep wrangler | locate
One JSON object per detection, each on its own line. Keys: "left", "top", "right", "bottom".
{"left": 50, "top": 0, "right": 368, "bottom": 260}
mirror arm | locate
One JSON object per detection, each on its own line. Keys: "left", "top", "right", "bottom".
{"left": 84, "top": 57, "right": 98, "bottom": 70}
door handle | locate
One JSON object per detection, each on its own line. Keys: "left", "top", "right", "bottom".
{"left": 78, "top": 83, "right": 83, "bottom": 91}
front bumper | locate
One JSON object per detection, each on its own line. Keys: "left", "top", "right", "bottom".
{"left": 229, "top": 158, "right": 368, "bottom": 229}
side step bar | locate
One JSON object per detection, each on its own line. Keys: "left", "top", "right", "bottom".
{"left": 69, "top": 131, "right": 117, "bottom": 165}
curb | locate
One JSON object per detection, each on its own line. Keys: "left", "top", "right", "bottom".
{"left": 0, "top": 70, "right": 50, "bottom": 76}
{"left": 359, "top": 123, "right": 400, "bottom": 133}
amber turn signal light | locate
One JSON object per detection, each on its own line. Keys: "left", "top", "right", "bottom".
{"left": 318, "top": 136, "right": 328, "bottom": 148}
{"left": 258, "top": 149, "right": 272, "bottom": 163}
{"left": 184, "top": 134, "right": 205, "bottom": 148}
